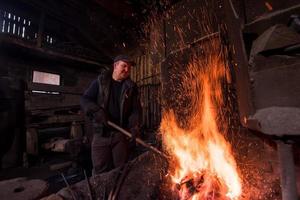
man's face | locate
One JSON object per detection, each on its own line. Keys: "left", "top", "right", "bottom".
{"left": 113, "top": 60, "right": 131, "bottom": 81}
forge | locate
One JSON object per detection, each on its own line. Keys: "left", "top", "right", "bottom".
{"left": 159, "top": 38, "right": 242, "bottom": 200}
{"left": 0, "top": 0, "right": 299, "bottom": 200}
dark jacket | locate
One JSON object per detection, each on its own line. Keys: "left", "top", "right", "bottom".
{"left": 80, "top": 70, "right": 141, "bottom": 131}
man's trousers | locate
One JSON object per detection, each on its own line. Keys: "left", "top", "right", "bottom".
{"left": 91, "top": 132, "right": 129, "bottom": 174}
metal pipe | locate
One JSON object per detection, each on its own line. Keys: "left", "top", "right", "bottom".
{"left": 61, "top": 173, "right": 78, "bottom": 200}
{"left": 107, "top": 121, "right": 169, "bottom": 159}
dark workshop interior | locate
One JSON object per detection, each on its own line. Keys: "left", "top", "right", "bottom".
{"left": 0, "top": 0, "right": 299, "bottom": 199}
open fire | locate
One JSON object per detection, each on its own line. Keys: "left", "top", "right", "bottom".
{"left": 160, "top": 38, "right": 242, "bottom": 200}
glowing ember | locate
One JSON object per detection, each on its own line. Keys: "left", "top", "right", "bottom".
{"left": 160, "top": 38, "right": 242, "bottom": 200}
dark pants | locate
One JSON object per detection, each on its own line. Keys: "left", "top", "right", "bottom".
{"left": 91, "top": 132, "right": 129, "bottom": 174}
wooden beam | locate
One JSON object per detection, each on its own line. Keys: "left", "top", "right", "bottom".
{"left": 29, "top": 105, "right": 80, "bottom": 115}
{"left": 28, "top": 83, "right": 84, "bottom": 95}
{"left": 25, "top": 93, "right": 81, "bottom": 110}
{"left": 29, "top": 114, "right": 84, "bottom": 126}
{"left": 0, "top": 35, "right": 107, "bottom": 67}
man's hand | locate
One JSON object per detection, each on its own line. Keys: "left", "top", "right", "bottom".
{"left": 93, "top": 108, "right": 108, "bottom": 126}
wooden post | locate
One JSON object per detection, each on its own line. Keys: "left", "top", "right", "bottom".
{"left": 277, "top": 140, "right": 298, "bottom": 200}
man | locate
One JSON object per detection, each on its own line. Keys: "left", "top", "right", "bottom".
{"left": 80, "top": 55, "right": 141, "bottom": 174}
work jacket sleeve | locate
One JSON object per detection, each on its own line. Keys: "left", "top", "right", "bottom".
{"left": 128, "top": 85, "right": 142, "bottom": 134}
{"left": 80, "top": 79, "right": 100, "bottom": 118}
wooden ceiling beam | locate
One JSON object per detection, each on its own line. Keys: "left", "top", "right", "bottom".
{"left": 0, "top": 35, "right": 108, "bottom": 67}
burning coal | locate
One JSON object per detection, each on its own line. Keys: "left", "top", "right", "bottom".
{"left": 160, "top": 38, "right": 242, "bottom": 200}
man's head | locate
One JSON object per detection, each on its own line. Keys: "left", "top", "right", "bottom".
{"left": 112, "top": 55, "right": 135, "bottom": 81}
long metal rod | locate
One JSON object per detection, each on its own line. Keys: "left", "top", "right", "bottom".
{"left": 107, "top": 121, "right": 169, "bottom": 159}
{"left": 61, "top": 173, "right": 78, "bottom": 200}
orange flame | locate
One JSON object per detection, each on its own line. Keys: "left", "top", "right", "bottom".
{"left": 160, "top": 38, "right": 242, "bottom": 199}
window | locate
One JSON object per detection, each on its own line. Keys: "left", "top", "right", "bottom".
{"left": 32, "top": 71, "right": 61, "bottom": 94}
{"left": 0, "top": 9, "right": 46, "bottom": 42}
{"left": 33, "top": 71, "right": 60, "bottom": 85}
{"left": 0, "top": 10, "right": 31, "bottom": 37}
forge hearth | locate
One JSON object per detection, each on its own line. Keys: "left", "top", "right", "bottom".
{"left": 42, "top": 152, "right": 168, "bottom": 200}
{"left": 41, "top": 140, "right": 282, "bottom": 200}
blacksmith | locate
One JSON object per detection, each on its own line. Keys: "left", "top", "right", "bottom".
{"left": 80, "top": 55, "right": 141, "bottom": 174}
